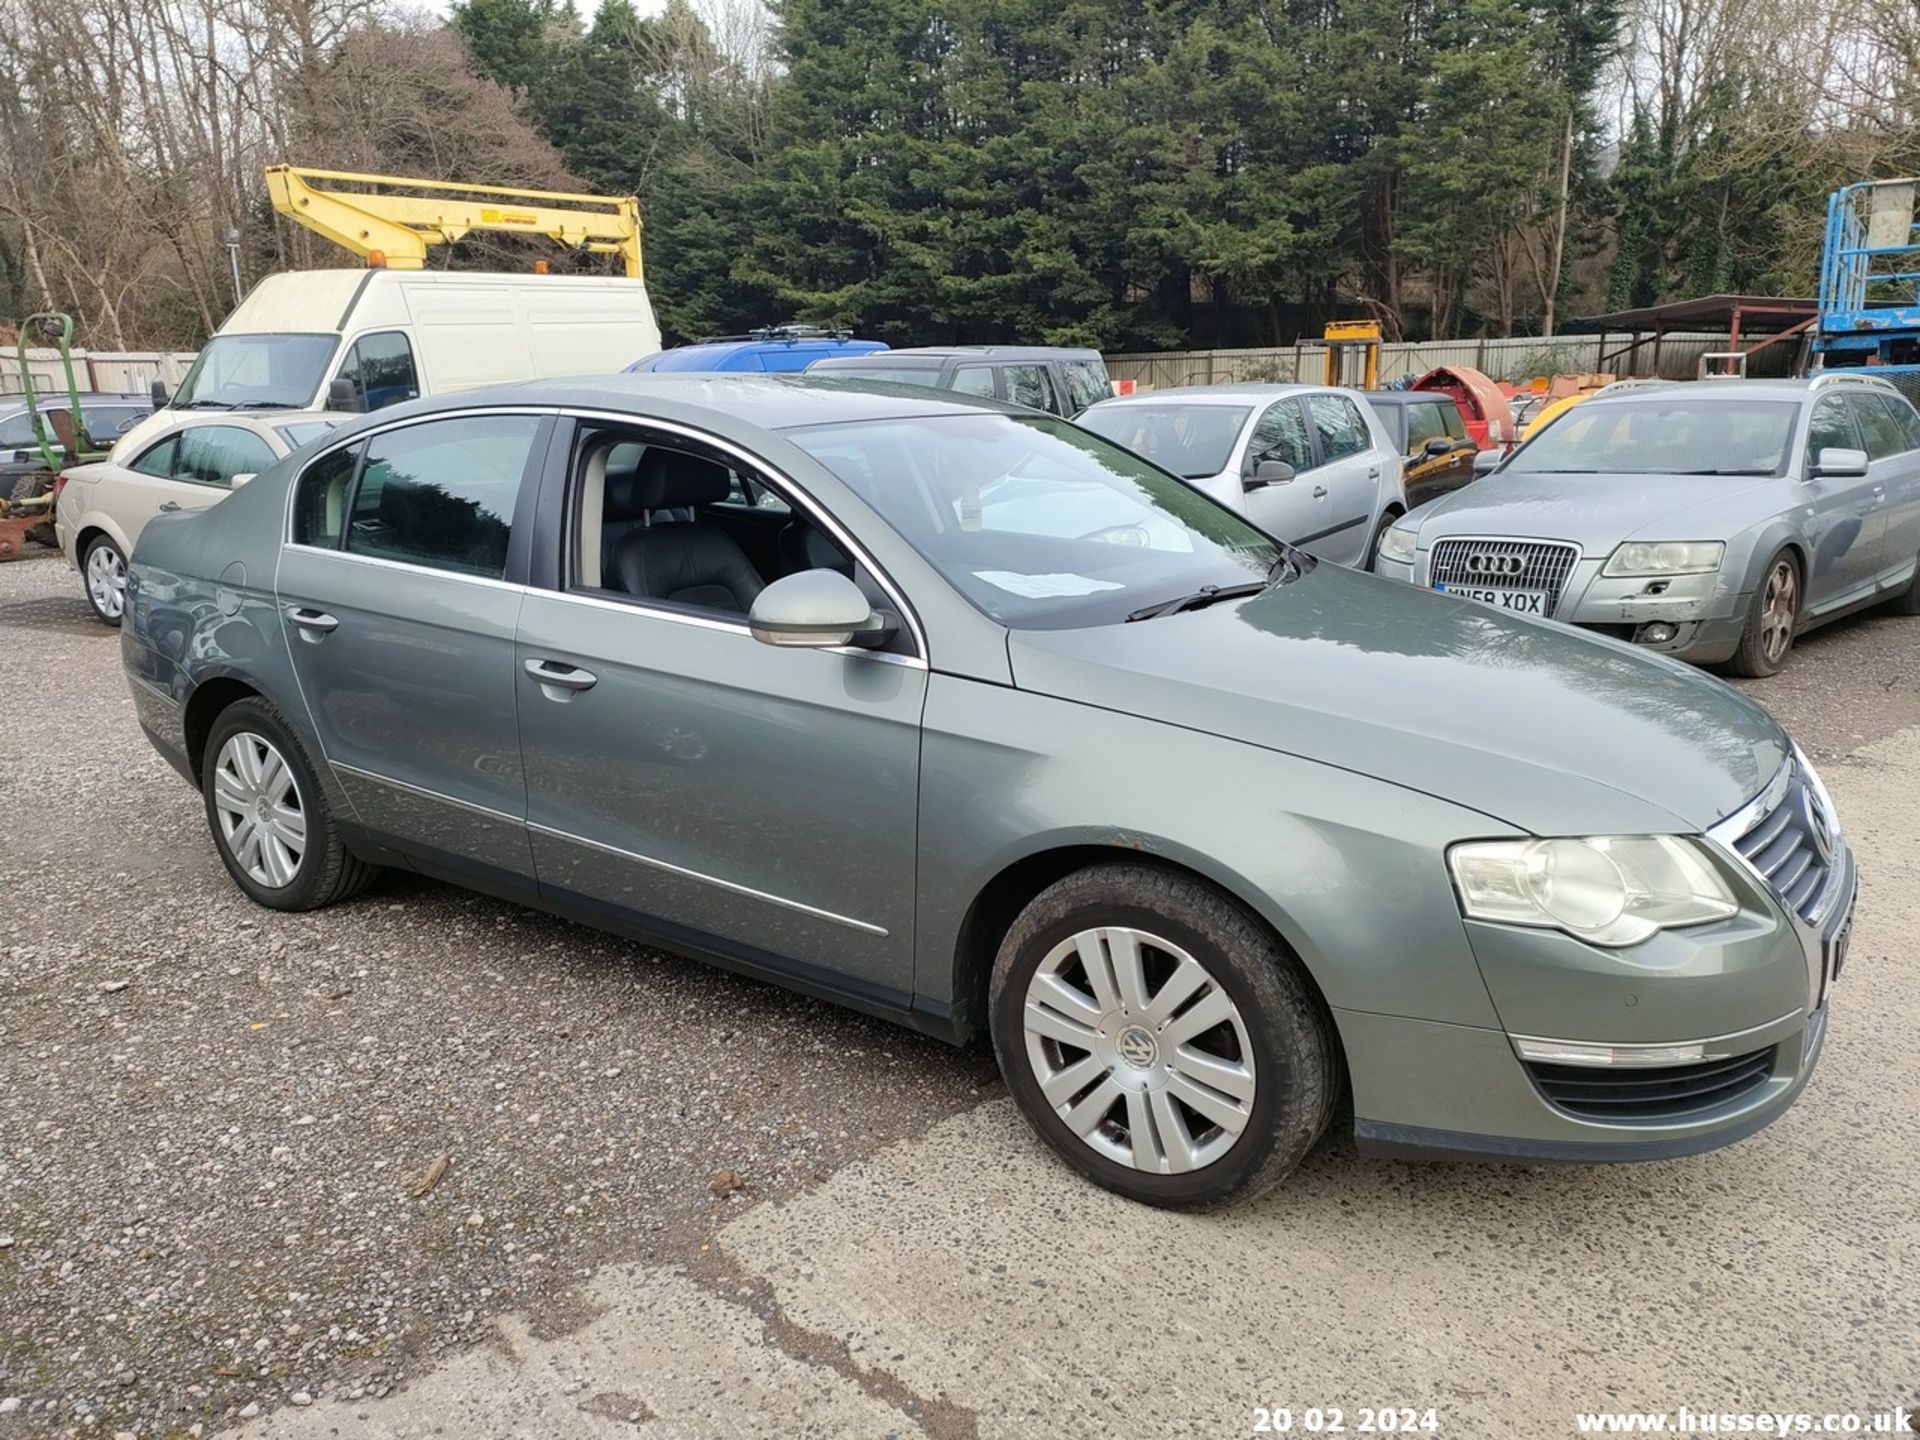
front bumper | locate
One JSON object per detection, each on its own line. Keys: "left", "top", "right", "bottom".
{"left": 1342, "top": 794, "right": 1855, "bottom": 1164}
{"left": 1378, "top": 547, "right": 1750, "bottom": 664}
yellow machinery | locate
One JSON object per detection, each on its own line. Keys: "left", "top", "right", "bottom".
{"left": 1321, "top": 320, "right": 1381, "bottom": 389}
{"left": 264, "top": 165, "right": 644, "bottom": 279}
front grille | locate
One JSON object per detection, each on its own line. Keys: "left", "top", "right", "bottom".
{"left": 1428, "top": 538, "right": 1580, "bottom": 614}
{"left": 1527, "top": 1047, "right": 1775, "bottom": 1121}
{"left": 1727, "top": 766, "right": 1838, "bottom": 925}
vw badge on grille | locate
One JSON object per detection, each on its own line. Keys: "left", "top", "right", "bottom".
{"left": 1465, "top": 552, "right": 1526, "bottom": 577}
{"left": 1802, "top": 786, "right": 1834, "bottom": 866}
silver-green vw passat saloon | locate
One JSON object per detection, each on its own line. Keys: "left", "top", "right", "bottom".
{"left": 121, "top": 376, "right": 1856, "bottom": 1208}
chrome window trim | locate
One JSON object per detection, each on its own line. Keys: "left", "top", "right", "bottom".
{"left": 537, "top": 587, "right": 927, "bottom": 669}
{"left": 527, "top": 822, "right": 887, "bottom": 936}
{"left": 560, "top": 406, "right": 931, "bottom": 666}
{"left": 276, "top": 543, "right": 534, "bottom": 596}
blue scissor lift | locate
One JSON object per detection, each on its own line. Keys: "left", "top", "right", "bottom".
{"left": 1815, "top": 178, "right": 1920, "bottom": 404}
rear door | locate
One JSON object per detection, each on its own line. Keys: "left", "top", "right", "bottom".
{"left": 1871, "top": 391, "right": 1920, "bottom": 587}
{"left": 276, "top": 411, "right": 550, "bottom": 880}
{"left": 111, "top": 424, "right": 279, "bottom": 542}
{"left": 1238, "top": 399, "right": 1324, "bottom": 544}
{"left": 1301, "top": 392, "right": 1383, "bottom": 563}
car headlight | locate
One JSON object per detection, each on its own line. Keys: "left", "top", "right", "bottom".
{"left": 1603, "top": 541, "right": 1724, "bottom": 577}
{"left": 1449, "top": 835, "right": 1738, "bottom": 947}
{"left": 1376, "top": 522, "right": 1418, "bottom": 565}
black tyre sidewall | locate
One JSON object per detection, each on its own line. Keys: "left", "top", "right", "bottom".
{"left": 1731, "top": 548, "right": 1798, "bottom": 678}
{"left": 81, "top": 535, "right": 125, "bottom": 628}
{"left": 201, "top": 700, "right": 337, "bottom": 911}
{"left": 990, "top": 870, "right": 1332, "bottom": 1209}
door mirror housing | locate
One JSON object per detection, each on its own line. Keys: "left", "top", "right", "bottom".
{"left": 1471, "top": 449, "right": 1503, "bottom": 477}
{"left": 1423, "top": 436, "right": 1457, "bottom": 457}
{"left": 150, "top": 379, "right": 170, "bottom": 408}
{"left": 1245, "top": 459, "right": 1294, "bottom": 490}
{"left": 229, "top": 472, "right": 256, "bottom": 489}
{"left": 1809, "top": 446, "right": 1869, "bottom": 480}
{"left": 327, "top": 377, "right": 362, "bottom": 412}
{"left": 748, "top": 569, "right": 894, "bottom": 650}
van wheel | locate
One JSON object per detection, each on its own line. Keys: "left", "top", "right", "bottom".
{"left": 1727, "top": 549, "right": 1799, "bottom": 678}
{"left": 202, "top": 698, "right": 375, "bottom": 911}
{"left": 989, "top": 863, "right": 1338, "bottom": 1209}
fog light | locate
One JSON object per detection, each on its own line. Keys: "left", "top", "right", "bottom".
{"left": 1638, "top": 622, "right": 1678, "bottom": 644}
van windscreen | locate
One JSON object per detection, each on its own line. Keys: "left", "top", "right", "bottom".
{"left": 172, "top": 334, "right": 338, "bottom": 411}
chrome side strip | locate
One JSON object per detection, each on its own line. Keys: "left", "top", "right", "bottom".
{"left": 280, "top": 544, "right": 534, "bottom": 596}
{"left": 333, "top": 761, "right": 888, "bottom": 937}
{"left": 1509, "top": 1010, "right": 1803, "bottom": 1068}
{"left": 527, "top": 822, "right": 888, "bottom": 937}
{"left": 533, "top": 587, "right": 928, "bottom": 669}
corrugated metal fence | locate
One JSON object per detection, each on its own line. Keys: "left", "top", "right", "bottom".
{"left": 1, "top": 348, "right": 199, "bottom": 397}
{"left": 1104, "top": 333, "right": 1734, "bottom": 390}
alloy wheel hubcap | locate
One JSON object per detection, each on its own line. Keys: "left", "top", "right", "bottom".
{"left": 1022, "top": 926, "right": 1255, "bottom": 1174}
{"left": 87, "top": 546, "right": 125, "bottom": 619}
{"left": 212, "top": 733, "right": 306, "bottom": 888}
{"left": 1761, "top": 560, "right": 1796, "bottom": 663}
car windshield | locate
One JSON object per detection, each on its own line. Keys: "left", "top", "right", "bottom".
{"left": 1076, "top": 403, "right": 1252, "bottom": 479}
{"left": 276, "top": 419, "right": 342, "bottom": 448}
{"left": 787, "top": 412, "right": 1283, "bottom": 629}
{"left": 1503, "top": 399, "right": 1800, "bottom": 477}
{"left": 172, "top": 333, "right": 338, "bottom": 410}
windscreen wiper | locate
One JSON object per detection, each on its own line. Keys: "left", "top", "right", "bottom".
{"left": 237, "top": 401, "right": 297, "bottom": 410}
{"left": 176, "top": 399, "right": 234, "bottom": 410}
{"left": 1126, "top": 580, "right": 1270, "bottom": 623}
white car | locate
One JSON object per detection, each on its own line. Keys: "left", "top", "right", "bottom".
{"left": 56, "top": 411, "right": 346, "bottom": 625}
{"left": 1076, "top": 383, "right": 1405, "bottom": 568}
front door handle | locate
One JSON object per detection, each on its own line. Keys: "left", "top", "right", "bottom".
{"left": 287, "top": 606, "right": 339, "bottom": 637}
{"left": 157, "top": 501, "right": 181, "bottom": 513}
{"left": 1312, "top": 484, "right": 1329, "bottom": 498}
{"left": 524, "top": 658, "right": 599, "bottom": 699}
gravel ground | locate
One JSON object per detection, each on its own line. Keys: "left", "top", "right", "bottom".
{"left": 2, "top": 545, "right": 1916, "bottom": 1439}
{"left": 0, "top": 552, "right": 996, "bottom": 1439}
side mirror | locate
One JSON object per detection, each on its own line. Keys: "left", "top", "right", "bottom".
{"left": 1809, "top": 446, "right": 1869, "bottom": 480}
{"left": 1245, "top": 459, "right": 1294, "bottom": 490}
{"left": 230, "top": 472, "right": 256, "bottom": 488}
{"left": 1472, "top": 450, "right": 1503, "bottom": 477}
{"left": 327, "top": 377, "right": 362, "bottom": 412}
{"left": 150, "top": 379, "right": 170, "bottom": 408}
{"left": 1423, "top": 437, "right": 1456, "bottom": 457}
{"left": 748, "top": 569, "right": 894, "bottom": 650}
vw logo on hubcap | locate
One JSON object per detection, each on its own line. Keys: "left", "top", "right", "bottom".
{"left": 1116, "top": 1025, "right": 1158, "bottom": 1069}
{"left": 1465, "top": 552, "right": 1525, "bottom": 576}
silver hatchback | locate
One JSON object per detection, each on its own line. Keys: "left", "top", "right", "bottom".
{"left": 1373, "top": 374, "right": 1920, "bottom": 675}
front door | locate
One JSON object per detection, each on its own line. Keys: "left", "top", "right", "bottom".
{"left": 1797, "top": 396, "right": 1883, "bottom": 610}
{"left": 276, "top": 412, "right": 549, "bottom": 879}
{"left": 1239, "top": 398, "right": 1325, "bottom": 545}
{"left": 514, "top": 422, "right": 925, "bottom": 997}
{"left": 120, "top": 423, "right": 280, "bottom": 534}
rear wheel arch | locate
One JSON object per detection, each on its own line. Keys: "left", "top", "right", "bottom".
{"left": 950, "top": 844, "right": 1341, "bottom": 1055}
{"left": 183, "top": 677, "right": 263, "bottom": 782}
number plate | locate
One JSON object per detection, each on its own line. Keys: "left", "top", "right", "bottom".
{"left": 1435, "top": 583, "right": 1548, "bottom": 616}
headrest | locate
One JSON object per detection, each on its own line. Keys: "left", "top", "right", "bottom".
{"left": 602, "top": 444, "right": 649, "bottom": 522}
{"left": 634, "top": 447, "right": 732, "bottom": 512}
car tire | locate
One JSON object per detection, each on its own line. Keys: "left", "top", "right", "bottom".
{"left": 989, "top": 862, "right": 1338, "bottom": 1209}
{"left": 1364, "top": 508, "right": 1403, "bottom": 572}
{"left": 201, "top": 697, "right": 375, "bottom": 912}
{"left": 1886, "top": 550, "right": 1920, "bottom": 616}
{"left": 1727, "top": 548, "right": 1801, "bottom": 678}
{"left": 80, "top": 533, "right": 128, "bottom": 627}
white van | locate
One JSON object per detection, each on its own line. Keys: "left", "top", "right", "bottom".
{"left": 120, "top": 268, "right": 660, "bottom": 453}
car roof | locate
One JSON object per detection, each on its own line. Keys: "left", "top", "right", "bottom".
{"left": 1085, "top": 383, "right": 1322, "bottom": 408}
{"left": 321, "top": 374, "right": 1020, "bottom": 440}
{"left": 810, "top": 345, "right": 1102, "bottom": 367}
{"left": 1359, "top": 389, "right": 1458, "bottom": 406}
{"left": 1584, "top": 377, "right": 1879, "bottom": 407}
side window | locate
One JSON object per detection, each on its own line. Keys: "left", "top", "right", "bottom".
{"left": 0, "top": 410, "right": 34, "bottom": 447}
{"left": 1064, "top": 360, "right": 1110, "bottom": 413}
{"left": 1404, "top": 402, "right": 1448, "bottom": 451}
{"left": 1806, "top": 397, "right": 1860, "bottom": 462}
{"left": 1862, "top": 394, "right": 1918, "bottom": 456}
{"left": 129, "top": 435, "right": 182, "bottom": 479}
{"left": 1846, "top": 395, "right": 1904, "bottom": 462}
{"left": 337, "top": 332, "right": 420, "bottom": 412}
{"left": 1248, "top": 400, "right": 1313, "bottom": 472}
{"left": 1002, "top": 364, "right": 1061, "bottom": 414}
{"left": 346, "top": 415, "right": 540, "bottom": 578}
{"left": 1438, "top": 401, "right": 1468, "bottom": 440}
{"left": 1888, "top": 393, "right": 1920, "bottom": 450}
{"left": 951, "top": 366, "right": 996, "bottom": 398}
{"left": 174, "top": 426, "right": 278, "bottom": 486}
{"left": 293, "top": 443, "right": 362, "bottom": 547}
{"left": 1308, "top": 394, "right": 1371, "bottom": 460}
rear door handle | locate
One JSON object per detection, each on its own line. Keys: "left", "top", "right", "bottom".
{"left": 157, "top": 501, "right": 181, "bottom": 513}
{"left": 524, "top": 658, "right": 599, "bottom": 698}
{"left": 287, "top": 606, "right": 338, "bottom": 636}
